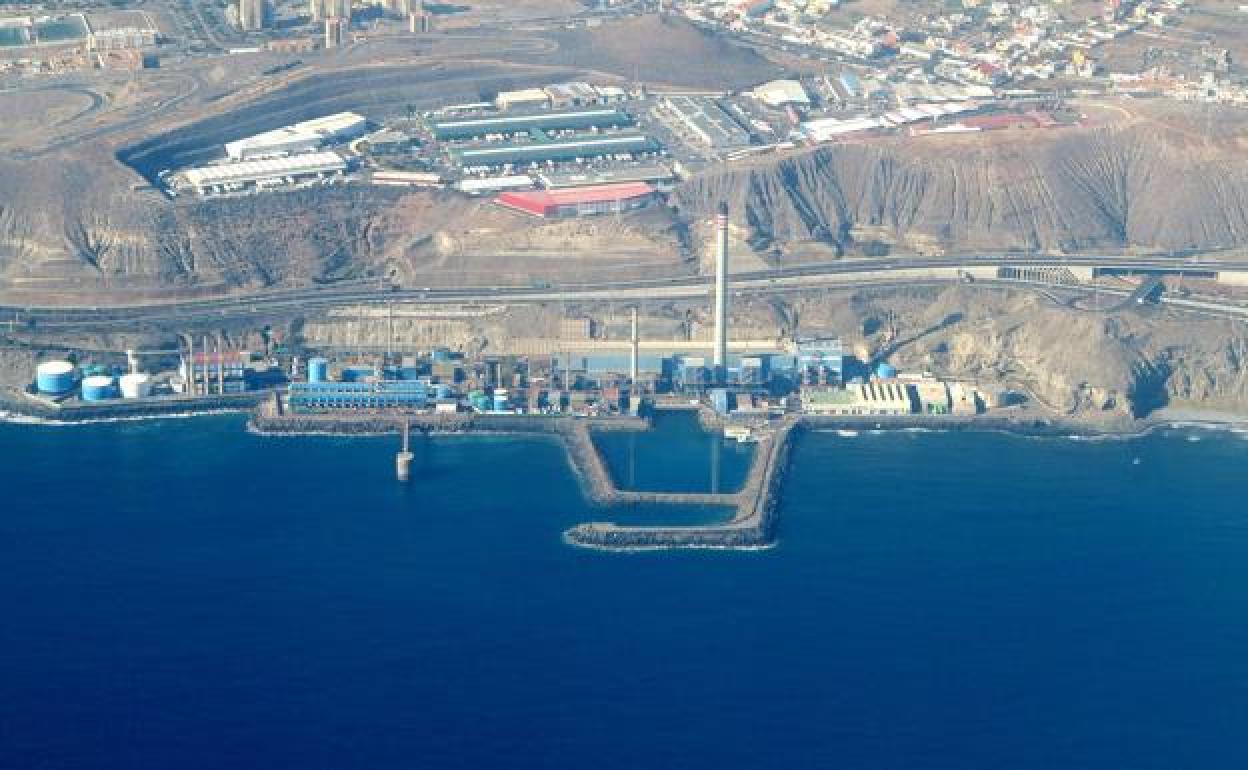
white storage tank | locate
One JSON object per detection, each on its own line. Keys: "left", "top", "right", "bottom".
{"left": 119, "top": 373, "right": 153, "bottom": 399}
{"left": 35, "top": 361, "right": 76, "bottom": 394}
{"left": 81, "top": 375, "right": 116, "bottom": 402}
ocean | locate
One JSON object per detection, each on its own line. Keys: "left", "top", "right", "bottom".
{"left": 1, "top": 415, "right": 1247, "bottom": 768}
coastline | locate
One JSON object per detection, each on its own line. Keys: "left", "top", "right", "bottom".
{"left": 6, "top": 395, "right": 1247, "bottom": 552}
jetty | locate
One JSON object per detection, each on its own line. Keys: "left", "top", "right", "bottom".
{"left": 250, "top": 402, "right": 803, "bottom": 551}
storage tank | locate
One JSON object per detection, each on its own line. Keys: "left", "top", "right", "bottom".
{"left": 876, "top": 362, "right": 897, "bottom": 379}
{"left": 35, "top": 361, "right": 76, "bottom": 395}
{"left": 81, "top": 375, "right": 116, "bottom": 402}
{"left": 307, "top": 357, "right": 329, "bottom": 384}
{"left": 119, "top": 373, "right": 153, "bottom": 399}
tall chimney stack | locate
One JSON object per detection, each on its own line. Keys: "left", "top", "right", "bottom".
{"left": 630, "top": 306, "right": 640, "bottom": 384}
{"left": 713, "top": 202, "right": 729, "bottom": 380}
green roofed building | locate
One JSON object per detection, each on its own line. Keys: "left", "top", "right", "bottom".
{"left": 427, "top": 108, "right": 633, "bottom": 141}
{"left": 448, "top": 134, "right": 659, "bottom": 168}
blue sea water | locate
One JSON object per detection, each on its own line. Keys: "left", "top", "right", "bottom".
{"left": 2, "top": 416, "right": 1247, "bottom": 769}
{"left": 594, "top": 410, "right": 754, "bottom": 493}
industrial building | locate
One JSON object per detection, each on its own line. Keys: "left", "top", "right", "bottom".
{"left": 171, "top": 151, "right": 347, "bottom": 195}
{"left": 751, "top": 79, "right": 811, "bottom": 108}
{"left": 494, "top": 88, "right": 552, "bottom": 112}
{"left": 801, "top": 382, "right": 913, "bottom": 415}
{"left": 447, "top": 134, "right": 659, "bottom": 168}
{"left": 661, "top": 96, "right": 751, "bottom": 150}
{"left": 180, "top": 351, "right": 249, "bottom": 394}
{"left": 426, "top": 108, "right": 633, "bottom": 141}
{"left": 537, "top": 163, "right": 675, "bottom": 189}
{"left": 496, "top": 182, "right": 657, "bottom": 218}
{"left": 238, "top": 0, "right": 265, "bottom": 31}
{"left": 224, "top": 112, "right": 368, "bottom": 161}
{"left": 795, "top": 338, "right": 844, "bottom": 385}
{"left": 455, "top": 175, "right": 534, "bottom": 195}
{"left": 288, "top": 381, "right": 430, "bottom": 411}
{"left": 543, "top": 82, "right": 602, "bottom": 108}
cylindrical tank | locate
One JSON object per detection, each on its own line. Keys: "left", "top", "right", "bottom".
{"left": 81, "top": 375, "right": 115, "bottom": 402}
{"left": 119, "top": 373, "right": 153, "bottom": 399}
{"left": 876, "top": 362, "right": 897, "bottom": 379}
{"left": 35, "top": 361, "right": 76, "bottom": 394}
{"left": 307, "top": 357, "right": 329, "bottom": 384}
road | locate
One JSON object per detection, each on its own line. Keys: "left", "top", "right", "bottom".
{"left": 2, "top": 253, "right": 1245, "bottom": 331}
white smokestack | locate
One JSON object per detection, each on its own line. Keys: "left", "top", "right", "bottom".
{"left": 713, "top": 202, "right": 729, "bottom": 378}
{"left": 630, "top": 307, "right": 639, "bottom": 383}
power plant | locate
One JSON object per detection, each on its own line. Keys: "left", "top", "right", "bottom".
{"left": 713, "top": 201, "right": 730, "bottom": 382}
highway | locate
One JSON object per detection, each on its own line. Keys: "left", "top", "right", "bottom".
{"left": 2, "top": 254, "right": 1245, "bottom": 331}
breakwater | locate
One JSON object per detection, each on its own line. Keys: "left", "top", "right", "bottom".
{"left": 252, "top": 405, "right": 800, "bottom": 551}
{"left": 564, "top": 418, "right": 800, "bottom": 550}
{"left": 247, "top": 408, "right": 1175, "bottom": 552}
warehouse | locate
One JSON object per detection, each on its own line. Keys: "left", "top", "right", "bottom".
{"left": 172, "top": 152, "right": 347, "bottom": 195}
{"left": 543, "top": 82, "right": 602, "bottom": 108}
{"left": 537, "top": 163, "right": 675, "bottom": 189}
{"left": 661, "top": 96, "right": 751, "bottom": 149}
{"left": 224, "top": 112, "right": 368, "bottom": 161}
{"left": 427, "top": 108, "right": 633, "bottom": 141}
{"left": 751, "top": 79, "right": 811, "bottom": 108}
{"left": 496, "top": 182, "right": 657, "bottom": 218}
{"left": 494, "top": 88, "right": 551, "bottom": 111}
{"left": 447, "top": 134, "right": 659, "bottom": 168}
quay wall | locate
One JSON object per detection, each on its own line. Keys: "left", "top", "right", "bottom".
{"left": 0, "top": 387, "right": 265, "bottom": 422}
{"left": 249, "top": 411, "right": 650, "bottom": 437}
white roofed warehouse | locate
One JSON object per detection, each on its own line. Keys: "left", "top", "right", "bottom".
{"left": 751, "top": 80, "right": 811, "bottom": 108}
{"left": 171, "top": 152, "right": 348, "bottom": 195}
{"left": 224, "top": 112, "right": 369, "bottom": 161}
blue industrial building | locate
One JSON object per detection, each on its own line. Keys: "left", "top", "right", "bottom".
{"left": 288, "top": 381, "right": 430, "bottom": 412}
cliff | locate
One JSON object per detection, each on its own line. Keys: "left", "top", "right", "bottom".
{"left": 797, "top": 285, "right": 1248, "bottom": 419}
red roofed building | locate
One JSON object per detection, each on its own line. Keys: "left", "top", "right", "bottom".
{"left": 496, "top": 182, "right": 657, "bottom": 218}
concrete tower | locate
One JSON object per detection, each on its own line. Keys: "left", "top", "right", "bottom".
{"left": 239, "top": 0, "right": 265, "bottom": 31}
{"left": 324, "top": 15, "right": 344, "bottom": 47}
{"left": 629, "top": 306, "right": 639, "bottom": 384}
{"left": 713, "top": 201, "right": 729, "bottom": 380}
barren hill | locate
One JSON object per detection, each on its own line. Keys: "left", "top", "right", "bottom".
{"left": 675, "top": 115, "right": 1248, "bottom": 257}
{"left": 546, "top": 14, "right": 783, "bottom": 90}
